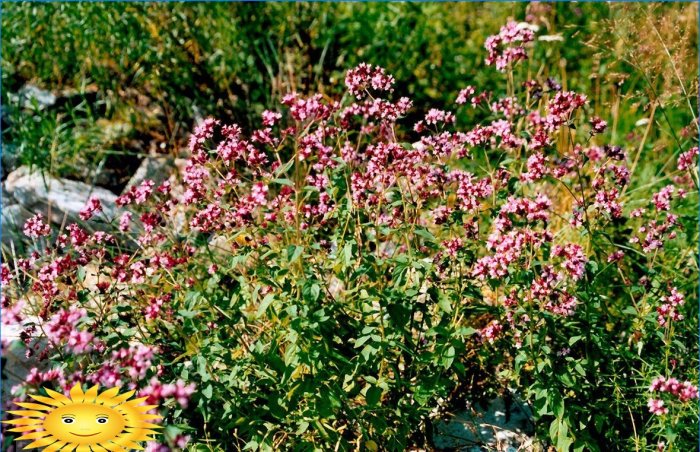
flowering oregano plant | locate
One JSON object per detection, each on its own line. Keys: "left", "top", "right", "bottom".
{"left": 2, "top": 20, "right": 697, "bottom": 451}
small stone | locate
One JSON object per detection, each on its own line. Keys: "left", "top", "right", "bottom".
{"left": 1, "top": 203, "right": 34, "bottom": 245}
{"left": 10, "top": 84, "right": 57, "bottom": 110}
{"left": 4, "top": 166, "right": 119, "bottom": 226}
{"left": 1, "top": 143, "right": 20, "bottom": 176}
{"left": 433, "top": 391, "right": 534, "bottom": 450}
{"left": 122, "top": 156, "right": 174, "bottom": 193}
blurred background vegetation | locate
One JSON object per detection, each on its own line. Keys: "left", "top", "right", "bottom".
{"left": 1, "top": 2, "right": 697, "bottom": 192}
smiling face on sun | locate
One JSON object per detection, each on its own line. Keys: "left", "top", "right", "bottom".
{"left": 43, "top": 403, "right": 126, "bottom": 444}
{"left": 3, "top": 383, "right": 162, "bottom": 450}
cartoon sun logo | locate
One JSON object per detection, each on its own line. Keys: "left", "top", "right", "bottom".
{"left": 3, "top": 383, "right": 162, "bottom": 450}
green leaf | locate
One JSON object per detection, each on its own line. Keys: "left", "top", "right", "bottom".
{"left": 287, "top": 245, "right": 304, "bottom": 263}
{"left": 442, "top": 345, "right": 456, "bottom": 369}
{"left": 202, "top": 384, "right": 213, "bottom": 399}
{"left": 272, "top": 178, "right": 294, "bottom": 186}
{"left": 296, "top": 421, "right": 310, "bottom": 435}
{"left": 458, "top": 327, "right": 477, "bottom": 337}
{"left": 343, "top": 241, "right": 355, "bottom": 268}
{"left": 360, "top": 345, "right": 376, "bottom": 361}
{"left": 303, "top": 282, "right": 321, "bottom": 302}
{"left": 414, "top": 227, "right": 436, "bottom": 243}
{"left": 557, "top": 419, "right": 573, "bottom": 451}
{"left": 242, "top": 441, "right": 259, "bottom": 451}
{"left": 354, "top": 335, "right": 372, "bottom": 348}
{"left": 366, "top": 386, "right": 382, "bottom": 406}
{"left": 257, "top": 294, "right": 275, "bottom": 318}
{"left": 275, "top": 158, "right": 295, "bottom": 176}
{"left": 197, "top": 356, "right": 211, "bottom": 383}
{"left": 177, "top": 309, "right": 198, "bottom": 319}
{"left": 437, "top": 294, "right": 453, "bottom": 313}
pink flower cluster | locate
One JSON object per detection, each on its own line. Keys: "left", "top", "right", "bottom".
{"left": 473, "top": 194, "right": 552, "bottom": 280}
{"left": 552, "top": 243, "right": 587, "bottom": 281}
{"left": 677, "top": 146, "right": 698, "bottom": 171}
{"left": 456, "top": 85, "right": 489, "bottom": 107}
{"left": 527, "top": 265, "right": 578, "bottom": 316}
{"left": 649, "top": 376, "right": 698, "bottom": 403}
{"left": 141, "top": 377, "right": 196, "bottom": 408}
{"left": 45, "top": 306, "right": 99, "bottom": 354}
{"left": 23, "top": 213, "right": 51, "bottom": 239}
{"left": 345, "top": 62, "right": 395, "bottom": 98}
{"left": 79, "top": 197, "right": 103, "bottom": 221}
{"left": 479, "top": 321, "right": 503, "bottom": 343}
{"left": 648, "top": 375, "right": 698, "bottom": 415}
{"left": 90, "top": 344, "right": 156, "bottom": 387}
{"left": 145, "top": 294, "right": 172, "bottom": 321}
{"left": 145, "top": 435, "right": 191, "bottom": 452}
{"left": 1, "top": 263, "right": 12, "bottom": 286}
{"left": 117, "top": 179, "right": 156, "bottom": 206}
{"left": 2, "top": 25, "right": 697, "bottom": 448}
{"left": 589, "top": 116, "right": 607, "bottom": 135}
{"left": 656, "top": 287, "right": 685, "bottom": 327}
{"left": 485, "top": 21, "right": 535, "bottom": 71}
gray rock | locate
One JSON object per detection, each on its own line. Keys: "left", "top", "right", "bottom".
{"left": 10, "top": 84, "right": 57, "bottom": 110}
{"left": 1, "top": 143, "right": 20, "bottom": 176}
{"left": 433, "top": 392, "right": 536, "bottom": 451}
{"left": 1, "top": 315, "right": 47, "bottom": 406}
{"left": 1, "top": 203, "right": 33, "bottom": 245}
{"left": 3, "top": 183, "right": 16, "bottom": 205}
{"left": 122, "top": 156, "right": 174, "bottom": 193}
{"left": 4, "top": 166, "right": 119, "bottom": 225}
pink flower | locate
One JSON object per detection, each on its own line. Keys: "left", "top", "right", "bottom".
{"left": 282, "top": 93, "right": 334, "bottom": 122}
{"left": 652, "top": 185, "right": 674, "bottom": 211}
{"left": 119, "top": 212, "right": 133, "bottom": 232}
{"left": 345, "top": 63, "right": 395, "bottom": 98}
{"left": 23, "top": 213, "right": 51, "bottom": 239}
{"left": 135, "top": 180, "right": 155, "bottom": 204}
{"left": 648, "top": 374, "right": 698, "bottom": 410}
{"left": 2, "top": 297, "right": 24, "bottom": 326}
{"left": 145, "top": 295, "right": 172, "bottom": 322}
{"left": 174, "top": 435, "right": 191, "bottom": 448}
{"left": 141, "top": 377, "right": 196, "bottom": 408}
{"left": 589, "top": 116, "right": 607, "bottom": 134}
{"left": 1, "top": 263, "right": 12, "bottom": 286}
{"left": 45, "top": 306, "right": 98, "bottom": 354}
{"left": 593, "top": 187, "right": 622, "bottom": 219}
{"left": 657, "top": 287, "right": 685, "bottom": 326}
{"left": 79, "top": 197, "right": 102, "bottom": 221}
{"left": 188, "top": 117, "right": 219, "bottom": 157}
{"left": 442, "top": 238, "right": 463, "bottom": 258}
{"left": 491, "top": 96, "right": 522, "bottom": 117}
{"left": 262, "top": 110, "right": 282, "bottom": 127}
{"left": 677, "top": 146, "right": 698, "bottom": 171}
{"left": 456, "top": 86, "right": 475, "bottom": 105}
{"left": 552, "top": 243, "right": 587, "bottom": 281}
{"left": 485, "top": 21, "right": 535, "bottom": 71}
{"left": 647, "top": 398, "right": 668, "bottom": 415}
{"left": 25, "top": 367, "right": 66, "bottom": 387}
{"left": 424, "top": 108, "right": 455, "bottom": 126}
{"left": 521, "top": 152, "right": 548, "bottom": 182}
{"left": 607, "top": 250, "right": 625, "bottom": 263}
{"left": 479, "top": 321, "right": 502, "bottom": 343}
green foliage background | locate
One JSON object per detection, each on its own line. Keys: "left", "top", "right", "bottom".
{"left": 2, "top": 2, "right": 696, "bottom": 183}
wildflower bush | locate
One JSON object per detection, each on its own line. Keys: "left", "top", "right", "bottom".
{"left": 2, "top": 21, "right": 697, "bottom": 451}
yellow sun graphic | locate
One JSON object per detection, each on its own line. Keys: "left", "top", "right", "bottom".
{"left": 3, "top": 383, "right": 163, "bottom": 451}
